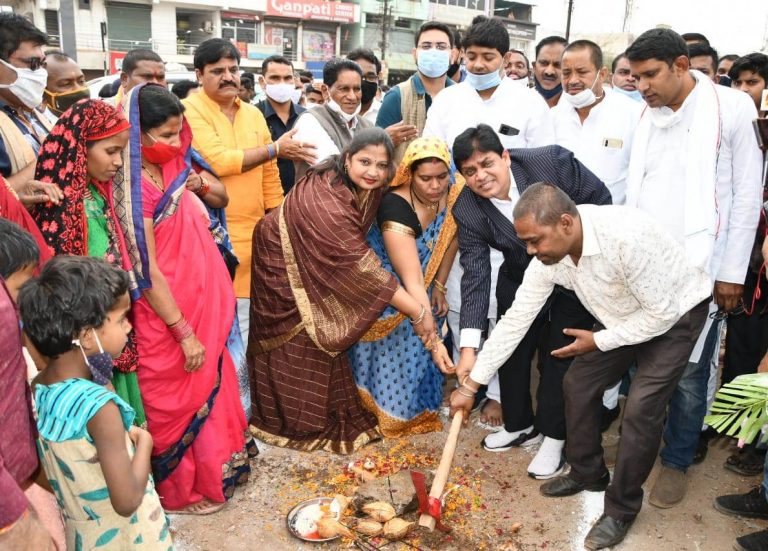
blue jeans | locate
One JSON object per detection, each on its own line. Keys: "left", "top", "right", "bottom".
{"left": 660, "top": 319, "right": 721, "bottom": 471}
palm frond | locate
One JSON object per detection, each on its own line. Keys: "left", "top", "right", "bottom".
{"left": 704, "top": 374, "right": 768, "bottom": 445}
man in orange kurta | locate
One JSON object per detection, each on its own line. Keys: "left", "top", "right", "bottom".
{"left": 183, "top": 39, "right": 284, "bottom": 342}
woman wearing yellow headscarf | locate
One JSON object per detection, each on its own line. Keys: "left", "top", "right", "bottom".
{"left": 348, "top": 137, "right": 462, "bottom": 438}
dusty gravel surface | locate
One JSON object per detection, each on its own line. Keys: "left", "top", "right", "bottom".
{"left": 169, "top": 404, "right": 765, "bottom": 551}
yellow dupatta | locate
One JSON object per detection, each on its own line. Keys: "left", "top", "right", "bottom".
{"left": 360, "top": 137, "right": 464, "bottom": 342}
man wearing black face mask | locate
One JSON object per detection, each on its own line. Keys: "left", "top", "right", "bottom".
{"left": 41, "top": 51, "right": 89, "bottom": 123}
{"left": 346, "top": 49, "right": 382, "bottom": 125}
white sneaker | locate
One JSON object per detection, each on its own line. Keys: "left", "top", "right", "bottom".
{"left": 527, "top": 437, "right": 566, "bottom": 479}
{"left": 482, "top": 425, "right": 542, "bottom": 452}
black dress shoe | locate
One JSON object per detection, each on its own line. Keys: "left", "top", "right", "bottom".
{"left": 539, "top": 471, "right": 610, "bottom": 497}
{"left": 584, "top": 514, "right": 634, "bottom": 550}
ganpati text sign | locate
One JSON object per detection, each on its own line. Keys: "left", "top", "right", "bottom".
{"left": 266, "top": 0, "right": 357, "bottom": 23}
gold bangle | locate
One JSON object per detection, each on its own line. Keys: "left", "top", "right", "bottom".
{"left": 457, "top": 387, "right": 475, "bottom": 398}
{"left": 461, "top": 381, "right": 478, "bottom": 395}
{"left": 409, "top": 304, "right": 426, "bottom": 325}
{"left": 433, "top": 280, "right": 447, "bottom": 294}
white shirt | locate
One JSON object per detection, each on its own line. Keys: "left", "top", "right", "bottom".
{"left": 362, "top": 99, "right": 381, "bottom": 126}
{"left": 636, "top": 88, "right": 694, "bottom": 244}
{"left": 446, "top": 171, "right": 521, "bottom": 349}
{"left": 423, "top": 76, "right": 555, "bottom": 149}
{"left": 292, "top": 108, "right": 363, "bottom": 164}
{"left": 41, "top": 107, "right": 58, "bottom": 125}
{"left": 630, "top": 79, "right": 763, "bottom": 284}
{"left": 552, "top": 88, "right": 642, "bottom": 204}
{"left": 469, "top": 204, "right": 712, "bottom": 385}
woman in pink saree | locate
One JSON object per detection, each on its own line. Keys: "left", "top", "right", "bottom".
{"left": 114, "top": 83, "right": 256, "bottom": 515}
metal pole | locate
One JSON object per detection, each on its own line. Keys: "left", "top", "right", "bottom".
{"left": 100, "top": 21, "right": 108, "bottom": 76}
{"left": 565, "top": 0, "right": 574, "bottom": 42}
{"left": 380, "top": 0, "right": 389, "bottom": 61}
{"left": 58, "top": 0, "right": 78, "bottom": 61}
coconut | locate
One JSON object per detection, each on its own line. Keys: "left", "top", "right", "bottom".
{"left": 354, "top": 519, "right": 383, "bottom": 536}
{"left": 316, "top": 518, "right": 352, "bottom": 539}
{"left": 362, "top": 501, "right": 396, "bottom": 522}
{"left": 383, "top": 518, "right": 414, "bottom": 540}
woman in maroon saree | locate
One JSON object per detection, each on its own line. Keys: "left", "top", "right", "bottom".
{"left": 248, "top": 128, "right": 447, "bottom": 454}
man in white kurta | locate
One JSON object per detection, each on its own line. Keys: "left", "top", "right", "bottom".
{"left": 625, "top": 28, "right": 763, "bottom": 509}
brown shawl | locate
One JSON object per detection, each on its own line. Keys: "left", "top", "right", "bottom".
{"left": 250, "top": 165, "right": 398, "bottom": 356}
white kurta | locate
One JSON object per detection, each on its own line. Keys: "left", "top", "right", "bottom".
{"left": 552, "top": 88, "right": 643, "bottom": 205}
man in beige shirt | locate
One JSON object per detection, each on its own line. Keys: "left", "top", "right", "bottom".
{"left": 450, "top": 183, "right": 711, "bottom": 550}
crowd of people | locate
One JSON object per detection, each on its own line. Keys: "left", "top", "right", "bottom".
{"left": 0, "top": 9, "right": 767, "bottom": 551}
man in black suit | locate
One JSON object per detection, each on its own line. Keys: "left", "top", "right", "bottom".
{"left": 452, "top": 124, "right": 611, "bottom": 479}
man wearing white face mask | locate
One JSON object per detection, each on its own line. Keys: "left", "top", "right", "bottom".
{"left": 624, "top": 28, "right": 762, "bottom": 514}
{"left": 0, "top": 14, "right": 63, "bottom": 209}
{"left": 611, "top": 53, "right": 643, "bottom": 102}
{"left": 423, "top": 16, "right": 553, "bottom": 151}
{"left": 376, "top": 21, "right": 455, "bottom": 164}
{"left": 553, "top": 41, "right": 642, "bottom": 205}
{"left": 256, "top": 55, "right": 318, "bottom": 193}
{"left": 293, "top": 58, "right": 372, "bottom": 181}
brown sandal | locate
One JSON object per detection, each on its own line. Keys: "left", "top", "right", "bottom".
{"left": 165, "top": 499, "right": 226, "bottom": 516}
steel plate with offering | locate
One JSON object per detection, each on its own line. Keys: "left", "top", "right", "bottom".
{"left": 286, "top": 496, "right": 345, "bottom": 542}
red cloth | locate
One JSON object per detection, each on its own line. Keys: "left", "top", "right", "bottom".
{"left": 132, "top": 180, "right": 246, "bottom": 509}
{"left": 0, "top": 279, "right": 37, "bottom": 527}
{"left": 0, "top": 179, "right": 52, "bottom": 268}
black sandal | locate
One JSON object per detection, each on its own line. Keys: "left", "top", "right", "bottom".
{"left": 724, "top": 447, "right": 766, "bottom": 476}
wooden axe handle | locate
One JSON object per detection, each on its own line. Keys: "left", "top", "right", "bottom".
{"left": 418, "top": 409, "right": 464, "bottom": 530}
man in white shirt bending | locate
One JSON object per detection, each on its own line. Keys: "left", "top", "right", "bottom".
{"left": 625, "top": 28, "right": 763, "bottom": 509}
{"left": 450, "top": 183, "right": 711, "bottom": 550}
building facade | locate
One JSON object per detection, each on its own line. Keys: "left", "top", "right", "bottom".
{"left": 9, "top": 0, "right": 540, "bottom": 81}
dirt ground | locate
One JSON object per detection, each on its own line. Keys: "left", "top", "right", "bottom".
{"left": 169, "top": 403, "right": 765, "bottom": 551}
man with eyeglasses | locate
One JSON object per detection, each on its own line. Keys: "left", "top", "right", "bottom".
{"left": 346, "top": 49, "right": 382, "bottom": 126}
{"left": 0, "top": 14, "right": 63, "bottom": 210}
{"left": 376, "top": 21, "right": 455, "bottom": 163}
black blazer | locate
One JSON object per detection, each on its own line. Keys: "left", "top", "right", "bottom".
{"left": 453, "top": 144, "right": 612, "bottom": 332}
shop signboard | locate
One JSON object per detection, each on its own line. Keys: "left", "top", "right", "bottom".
{"left": 266, "top": 0, "right": 357, "bottom": 23}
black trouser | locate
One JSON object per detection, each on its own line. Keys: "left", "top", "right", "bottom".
{"left": 564, "top": 301, "right": 708, "bottom": 522}
{"left": 496, "top": 284, "right": 594, "bottom": 439}
{"left": 723, "top": 269, "right": 768, "bottom": 384}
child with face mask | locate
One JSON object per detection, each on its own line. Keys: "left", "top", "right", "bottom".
{"left": 20, "top": 255, "right": 171, "bottom": 550}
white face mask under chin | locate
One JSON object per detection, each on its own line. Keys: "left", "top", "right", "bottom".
{"left": 564, "top": 73, "right": 602, "bottom": 109}
{"left": 327, "top": 98, "right": 360, "bottom": 123}
{"left": 0, "top": 58, "right": 47, "bottom": 110}
{"left": 647, "top": 105, "right": 685, "bottom": 129}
